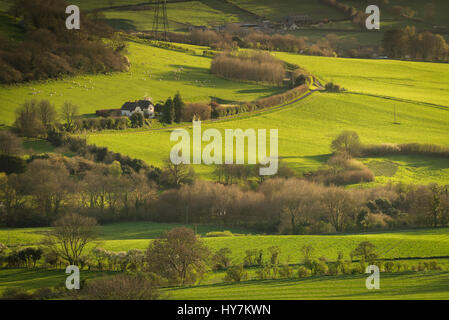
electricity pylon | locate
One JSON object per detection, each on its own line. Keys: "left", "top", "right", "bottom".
{"left": 152, "top": 0, "right": 169, "bottom": 41}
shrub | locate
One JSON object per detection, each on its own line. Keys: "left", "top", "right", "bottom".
{"left": 297, "top": 266, "right": 312, "bottom": 278}
{"left": 256, "top": 84, "right": 308, "bottom": 109}
{"left": 181, "top": 103, "right": 211, "bottom": 122}
{"left": 384, "top": 261, "right": 395, "bottom": 272}
{"left": 79, "top": 274, "right": 161, "bottom": 300}
{"left": 244, "top": 249, "right": 264, "bottom": 267}
{"left": 362, "top": 143, "right": 449, "bottom": 158}
{"left": 279, "top": 263, "right": 294, "bottom": 278}
{"left": 325, "top": 82, "right": 344, "bottom": 92}
{"left": 205, "top": 231, "right": 234, "bottom": 237}
{"left": 310, "top": 259, "right": 329, "bottom": 275}
{"left": 225, "top": 264, "right": 248, "bottom": 282}
{"left": 256, "top": 264, "right": 274, "bottom": 280}
{"left": 211, "top": 248, "right": 232, "bottom": 270}
{"left": 0, "top": 155, "right": 27, "bottom": 175}
{"left": 0, "top": 288, "right": 33, "bottom": 300}
{"left": 130, "top": 112, "right": 144, "bottom": 128}
{"left": 32, "top": 288, "right": 55, "bottom": 300}
{"left": 427, "top": 260, "right": 442, "bottom": 271}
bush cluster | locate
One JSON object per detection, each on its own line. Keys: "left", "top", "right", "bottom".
{"left": 0, "top": 0, "right": 129, "bottom": 84}
{"left": 211, "top": 51, "right": 286, "bottom": 85}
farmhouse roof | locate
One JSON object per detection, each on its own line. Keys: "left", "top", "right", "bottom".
{"left": 283, "top": 15, "right": 312, "bottom": 23}
{"left": 121, "top": 100, "right": 153, "bottom": 111}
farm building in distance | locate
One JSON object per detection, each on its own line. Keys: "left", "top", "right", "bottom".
{"left": 282, "top": 15, "right": 312, "bottom": 27}
{"left": 121, "top": 98, "right": 155, "bottom": 118}
{"left": 188, "top": 25, "right": 209, "bottom": 31}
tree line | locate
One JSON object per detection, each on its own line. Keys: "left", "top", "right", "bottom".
{"left": 2, "top": 127, "right": 448, "bottom": 231}
{"left": 383, "top": 26, "right": 449, "bottom": 61}
{"left": 211, "top": 51, "right": 286, "bottom": 85}
{"left": 1, "top": 0, "right": 129, "bottom": 84}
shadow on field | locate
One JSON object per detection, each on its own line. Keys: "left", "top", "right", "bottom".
{"left": 165, "top": 65, "right": 211, "bottom": 81}
{"left": 346, "top": 92, "right": 449, "bottom": 112}
{"left": 328, "top": 272, "right": 449, "bottom": 299}
{"left": 237, "top": 88, "right": 282, "bottom": 95}
{"left": 104, "top": 19, "right": 137, "bottom": 31}
{"left": 294, "top": 154, "right": 332, "bottom": 163}
{"left": 366, "top": 155, "right": 449, "bottom": 170}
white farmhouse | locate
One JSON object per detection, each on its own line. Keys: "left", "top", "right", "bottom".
{"left": 121, "top": 99, "right": 155, "bottom": 118}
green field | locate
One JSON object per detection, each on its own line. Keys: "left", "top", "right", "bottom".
{"left": 274, "top": 53, "right": 449, "bottom": 107}
{"left": 0, "top": 268, "right": 113, "bottom": 294}
{"left": 3, "top": 222, "right": 449, "bottom": 263}
{"left": 229, "top": 0, "right": 345, "bottom": 20}
{"left": 88, "top": 91, "right": 449, "bottom": 184}
{"left": 102, "top": 0, "right": 254, "bottom": 32}
{"left": 0, "top": 221, "right": 254, "bottom": 247}
{"left": 1, "top": 268, "right": 448, "bottom": 299}
{"left": 0, "top": 41, "right": 283, "bottom": 126}
{"left": 1, "top": 223, "right": 449, "bottom": 299}
{"left": 83, "top": 52, "right": 449, "bottom": 184}
{"left": 99, "top": 227, "right": 449, "bottom": 262}
{"left": 167, "top": 271, "right": 449, "bottom": 299}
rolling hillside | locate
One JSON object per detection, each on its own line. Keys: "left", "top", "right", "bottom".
{"left": 1, "top": 222, "right": 448, "bottom": 299}
{"left": 167, "top": 271, "right": 449, "bottom": 300}
{"left": 0, "top": 41, "right": 284, "bottom": 125}
{"left": 85, "top": 48, "right": 449, "bottom": 184}
{"left": 2, "top": 222, "right": 449, "bottom": 262}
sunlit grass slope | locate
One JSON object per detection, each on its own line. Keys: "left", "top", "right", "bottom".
{"left": 0, "top": 41, "right": 283, "bottom": 125}
{"left": 102, "top": 1, "right": 252, "bottom": 32}
{"left": 167, "top": 271, "right": 449, "bottom": 300}
{"left": 2, "top": 223, "right": 449, "bottom": 262}
{"left": 88, "top": 90, "right": 449, "bottom": 183}
{"left": 274, "top": 52, "right": 449, "bottom": 107}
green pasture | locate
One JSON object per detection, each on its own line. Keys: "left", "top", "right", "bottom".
{"left": 0, "top": 41, "right": 283, "bottom": 126}
{"left": 0, "top": 221, "right": 253, "bottom": 246}
{"left": 228, "top": 0, "right": 345, "bottom": 20}
{"left": 274, "top": 52, "right": 449, "bottom": 107}
{"left": 167, "top": 271, "right": 449, "bottom": 299}
{"left": 1, "top": 268, "right": 448, "bottom": 299}
{"left": 1, "top": 224, "right": 449, "bottom": 299}
{"left": 102, "top": 0, "right": 252, "bottom": 32}
{"left": 98, "top": 227, "right": 449, "bottom": 263}
{"left": 88, "top": 90, "right": 449, "bottom": 184}
{"left": 3, "top": 223, "right": 448, "bottom": 263}
{"left": 0, "top": 268, "right": 113, "bottom": 294}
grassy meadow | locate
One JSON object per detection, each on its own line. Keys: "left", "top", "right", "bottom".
{"left": 2, "top": 222, "right": 449, "bottom": 262}
{"left": 95, "top": 227, "right": 449, "bottom": 261}
{"left": 1, "top": 268, "right": 448, "bottom": 299}
{"left": 274, "top": 53, "right": 449, "bottom": 107}
{"left": 88, "top": 89, "right": 449, "bottom": 184}
{"left": 167, "top": 271, "right": 449, "bottom": 300}
{"left": 229, "top": 0, "right": 345, "bottom": 20}
{"left": 0, "top": 41, "right": 283, "bottom": 126}
{"left": 1, "top": 222, "right": 448, "bottom": 299}
{"left": 102, "top": 0, "right": 254, "bottom": 32}
{"left": 1, "top": 0, "right": 449, "bottom": 300}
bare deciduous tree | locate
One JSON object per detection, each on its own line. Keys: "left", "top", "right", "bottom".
{"left": 0, "top": 131, "right": 23, "bottom": 155}
{"left": 160, "top": 159, "right": 195, "bottom": 188}
{"left": 60, "top": 101, "right": 79, "bottom": 129}
{"left": 45, "top": 213, "right": 98, "bottom": 265}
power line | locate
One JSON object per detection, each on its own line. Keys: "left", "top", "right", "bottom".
{"left": 152, "top": 0, "right": 169, "bottom": 41}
